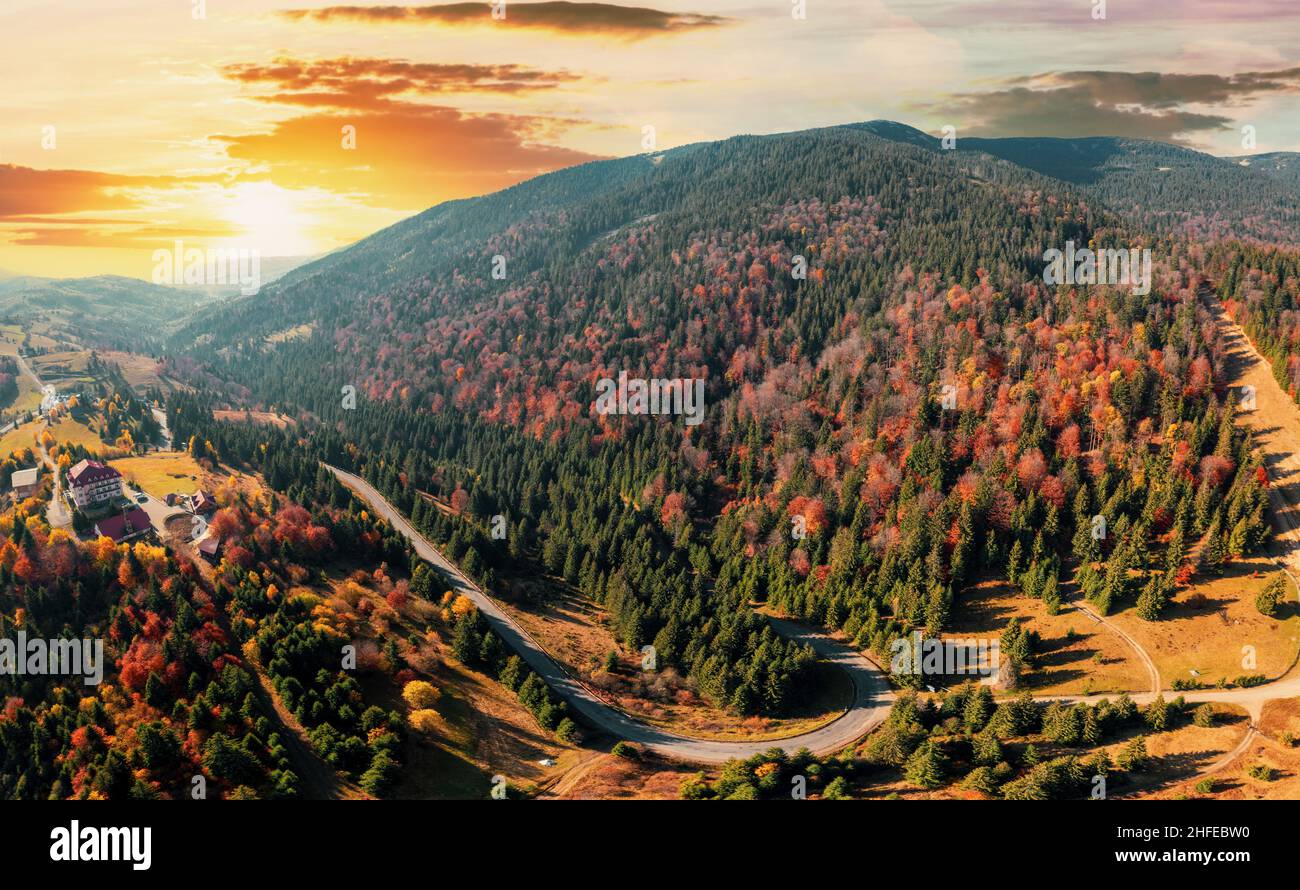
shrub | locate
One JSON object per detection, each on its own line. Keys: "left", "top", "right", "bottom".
{"left": 679, "top": 772, "right": 712, "bottom": 800}
{"left": 409, "top": 709, "right": 440, "bottom": 733}
{"left": 1247, "top": 763, "right": 1275, "bottom": 782}
{"left": 821, "top": 776, "right": 850, "bottom": 800}
{"left": 401, "top": 679, "right": 441, "bottom": 710}
{"left": 1117, "top": 735, "right": 1149, "bottom": 771}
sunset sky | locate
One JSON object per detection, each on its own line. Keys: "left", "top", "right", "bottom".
{"left": 4, "top": 0, "right": 1300, "bottom": 279}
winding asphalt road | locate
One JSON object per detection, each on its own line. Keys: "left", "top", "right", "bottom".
{"left": 327, "top": 317, "right": 1300, "bottom": 776}
{"left": 325, "top": 464, "right": 894, "bottom": 764}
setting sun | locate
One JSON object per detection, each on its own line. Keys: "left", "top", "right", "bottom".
{"left": 218, "top": 182, "right": 316, "bottom": 257}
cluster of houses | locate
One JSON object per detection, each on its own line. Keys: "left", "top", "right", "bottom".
{"left": 66, "top": 459, "right": 152, "bottom": 544}
{"left": 53, "top": 459, "right": 223, "bottom": 557}
{"left": 38, "top": 383, "right": 76, "bottom": 416}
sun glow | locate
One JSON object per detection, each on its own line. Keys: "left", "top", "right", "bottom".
{"left": 218, "top": 181, "right": 316, "bottom": 256}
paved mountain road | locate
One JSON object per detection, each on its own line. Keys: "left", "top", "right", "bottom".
{"left": 326, "top": 464, "right": 894, "bottom": 764}
{"left": 328, "top": 315, "right": 1300, "bottom": 777}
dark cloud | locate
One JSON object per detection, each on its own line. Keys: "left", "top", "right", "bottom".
{"left": 926, "top": 68, "right": 1300, "bottom": 142}
{"left": 279, "top": 2, "right": 732, "bottom": 37}
{"left": 1005, "top": 69, "right": 1300, "bottom": 107}
{"left": 223, "top": 57, "right": 587, "bottom": 110}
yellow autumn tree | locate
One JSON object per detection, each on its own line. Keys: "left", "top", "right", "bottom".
{"left": 409, "top": 709, "right": 440, "bottom": 734}
{"left": 402, "top": 680, "right": 440, "bottom": 710}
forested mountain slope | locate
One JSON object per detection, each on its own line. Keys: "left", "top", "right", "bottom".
{"left": 1236, "top": 151, "right": 1300, "bottom": 193}
{"left": 158, "top": 122, "right": 1274, "bottom": 717}
{"left": 171, "top": 121, "right": 1300, "bottom": 365}
{"left": 171, "top": 122, "right": 1113, "bottom": 394}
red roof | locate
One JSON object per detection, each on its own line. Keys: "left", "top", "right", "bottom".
{"left": 94, "top": 507, "right": 151, "bottom": 543}
{"left": 68, "top": 459, "right": 121, "bottom": 488}
{"left": 190, "top": 491, "right": 217, "bottom": 514}
{"left": 198, "top": 536, "right": 222, "bottom": 556}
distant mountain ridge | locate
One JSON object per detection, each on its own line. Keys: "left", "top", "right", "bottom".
{"left": 1234, "top": 151, "right": 1300, "bottom": 192}
{"left": 0, "top": 274, "right": 203, "bottom": 350}
{"left": 5, "top": 254, "right": 321, "bottom": 350}
{"left": 848, "top": 121, "right": 1300, "bottom": 244}
{"left": 165, "top": 119, "right": 1136, "bottom": 408}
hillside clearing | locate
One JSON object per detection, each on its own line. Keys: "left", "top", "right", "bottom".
{"left": 111, "top": 451, "right": 206, "bottom": 497}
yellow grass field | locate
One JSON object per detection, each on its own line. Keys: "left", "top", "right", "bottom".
{"left": 99, "top": 351, "right": 181, "bottom": 392}
{"left": 0, "top": 342, "right": 43, "bottom": 415}
{"left": 1143, "top": 699, "right": 1299, "bottom": 799}
{"left": 45, "top": 416, "right": 105, "bottom": 452}
{"left": 946, "top": 579, "right": 1149, "bottom": 696}
{"left": 0, "top": 421, "right": 40, "bottom": 459}
{"left": 213, "top": 409, "right": 295, "bottom": 428}
{"left": 2, "top": 416, "right": 110, "bottom": 460}
{"left": 30, "top": 351, "right": 96, "bottom": 393}
{"left": 12, "top": 374, "right": 43, "bottom": 413}
{"left": 1109, "top": 556, "right": 1300, "bottom": 687}
{"left": 111, "top": 452, "right": 205, "bottom": 497}
{"left": 31, "top": 350, "right": 90, "bottom": 374}
{"left": 1, "top": 371, "right": 44, "bottom": 415}
{"left": 0, "top": 326, "right": 60, "bottom": 355}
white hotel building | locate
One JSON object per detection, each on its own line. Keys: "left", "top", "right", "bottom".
{"left": 67, "top": 459, "right": 123, "bottom": 510}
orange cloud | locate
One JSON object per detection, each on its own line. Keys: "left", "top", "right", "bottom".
{"left": 6, "top": 223, "right": 243, "bottom": 249}
{"left": 279, "top": 1, "right": 732, "bottom": 38}
{"left": 223, "top": 57, "right": 588, "bottom": 110}
{"left": 0, "top": 165, "right": 177, "bottom": 219}
{"left": 0, "top": 165, "right": 249, "bottom": 250}
{"left": 213, "top": 106, "right": 606, "bottom": 209}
